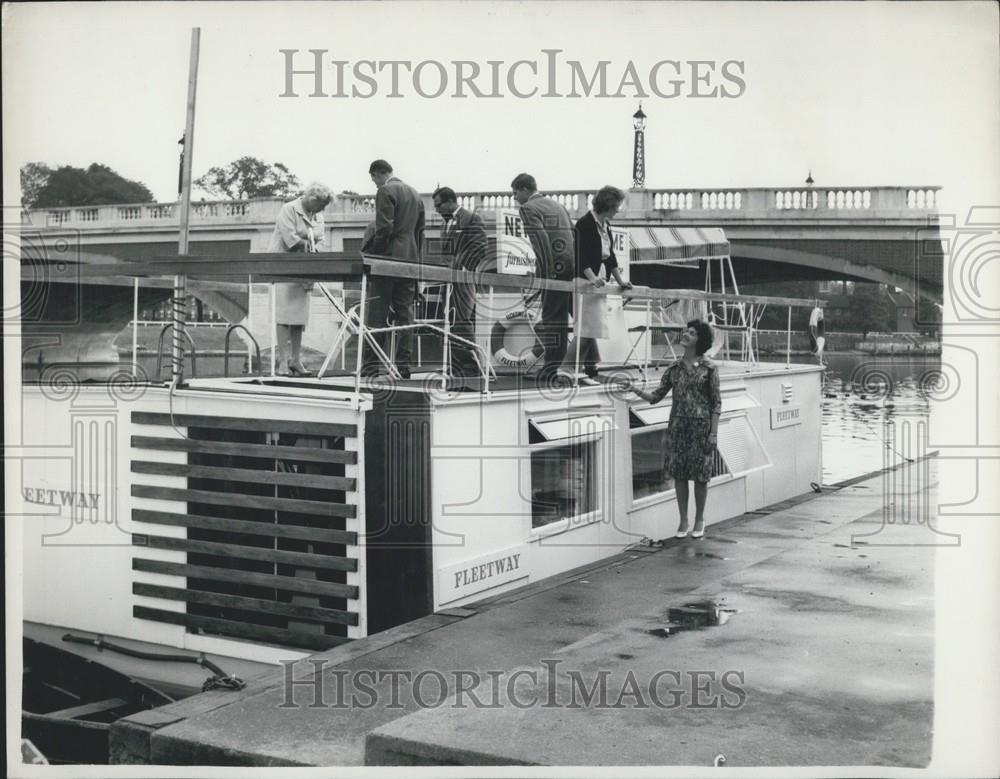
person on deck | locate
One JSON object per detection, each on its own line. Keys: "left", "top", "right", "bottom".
{"left": 574, "top": 185, "right": 632, "bottom": 384}
{"left": 267, "top": 183, "right": 333, "bottom": 376}
{"left": 511, "top": 173, "right": 575, "bottom": 382}
{"left": 432, "top": 186, "right": 487, "bottom": 378}
{"left": 361, "top": 159, "right": 425, "bottom": 379}
{"left": 630, "top": 319, "right": 722, "bottom": 539}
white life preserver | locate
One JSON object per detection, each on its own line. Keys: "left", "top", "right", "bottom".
{"left": 489, "top": 308, "right": 544, "bottom": 370}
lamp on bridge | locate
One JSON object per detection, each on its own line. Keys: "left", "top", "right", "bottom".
{"left": 177, "top": 134, "right": 186, "bottom": 197}
{"left": 632, "top": 103, "right": 647, "bottom": 190}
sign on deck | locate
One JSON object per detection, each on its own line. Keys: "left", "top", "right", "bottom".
{"left": 496, "top": 208, "right": 536, "bottom": 275}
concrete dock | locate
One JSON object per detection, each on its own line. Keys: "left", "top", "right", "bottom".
{"left": 112, "top": 462, "right": 935, "bottom": 768}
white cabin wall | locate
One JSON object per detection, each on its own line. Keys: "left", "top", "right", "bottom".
{"left": 433, "top": 366, "right": 823, "bottom": 610}
{"left": 20, "top": 386, "right": 186, "bottom": 649}
{"left": 22, "top": 384, "right": 367, "bottom": 665}
{"left": 746, "top": 369, "right": 823, "bottom": 504}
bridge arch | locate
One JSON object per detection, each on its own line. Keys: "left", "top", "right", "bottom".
{"left": 730, "top": 243, "right": 942, "bottom": 303}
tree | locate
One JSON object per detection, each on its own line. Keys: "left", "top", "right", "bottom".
{"left": 849, "top": 283, "right": 894, "bottom": 337}
{"left": 20, "top": 162, "right": 54, "bottom": 208}
{"left": 32, "top": 163, "right": 154, "bottom": 208}
{"left": 194, "top": 157, "right": 301, "bottom": 200}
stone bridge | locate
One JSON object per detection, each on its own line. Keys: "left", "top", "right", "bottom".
{"left": 22, "top": 185, "right": 944, "bottom": 310}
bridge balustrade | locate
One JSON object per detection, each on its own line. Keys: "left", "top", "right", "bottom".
{"left": 775, "top": 191, "right": 819, "bottom": 210}
{"left": 907, "top": 189, "right": 936, "bottom": 209}
{"left": 24, "top": 185, "right": 942, "bottom": 230}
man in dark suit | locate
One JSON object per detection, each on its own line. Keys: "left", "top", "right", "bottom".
{"left": 432, "top": 187, "right": 487, "bottom": 378}
{"left": 511, "top": 172, "right": 575, "bottom": 379}
{"left": 361, "top": 159, "right": 425, "bottom": 378}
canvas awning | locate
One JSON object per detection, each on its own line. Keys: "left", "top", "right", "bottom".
{"left": 628, "top": 226, "right": 730, "bottom": 266}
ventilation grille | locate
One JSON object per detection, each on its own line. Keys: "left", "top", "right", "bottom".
{"left": 130, "top": 411, "right": 360, "bottom": 651}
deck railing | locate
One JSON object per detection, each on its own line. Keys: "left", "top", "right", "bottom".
{"left": 23, "top": 185, "right": 941, "bottom": 230}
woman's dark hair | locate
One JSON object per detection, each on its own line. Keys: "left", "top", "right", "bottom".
{"left": 687, "top": 318, "right": 714, "bottom": 356}
{"left": 592, "top": 185, "right": 626, "bottom": 214}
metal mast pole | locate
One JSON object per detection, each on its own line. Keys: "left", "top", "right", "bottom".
{"left": 173, "top": 27, "right": 200, "bottom": 385}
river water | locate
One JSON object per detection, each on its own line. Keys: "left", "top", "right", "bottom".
{"left": 809, "top": 353, "right": 939, "bottom": 485}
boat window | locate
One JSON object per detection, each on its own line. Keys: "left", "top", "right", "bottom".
{"left": 629, "top": 403, "right": 735, "bottom": 502}
{"left": 715, "top": 413, "right": 771, "bottom": 476}
{"left": 530, "top": 439, "right": 597, "bottom": 529}
{"left": 527, "top": 414, "right": 610, "bottom": 444}
{"left": 527, "top": 413, "right": 610, "bottom": 529}
{"left": 632, "top": 427, "right": 674, "bottom": 499}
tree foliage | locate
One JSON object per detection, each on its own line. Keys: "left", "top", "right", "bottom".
{"left": 20, "top": 162, "right": 54, "bottom": 208}
{"left": 30, "top": 163, "right": 154, "bottom": 208}
{"left": 194, "top": 157, "right": 301, "bottom": 200}
{"left": 850, "top": 283, "right": 894, "bottom": 337}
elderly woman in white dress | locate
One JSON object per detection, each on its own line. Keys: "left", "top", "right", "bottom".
{"left": 267, "top": 183, "right": 333, "bottom": 376}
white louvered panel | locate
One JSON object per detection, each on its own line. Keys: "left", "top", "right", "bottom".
{"left": 716, "top": 413, "right": 771, "bottom": 476}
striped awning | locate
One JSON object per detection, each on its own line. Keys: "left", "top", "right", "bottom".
{"left": 629, "top": 226, "right": 730, "bottom": 266}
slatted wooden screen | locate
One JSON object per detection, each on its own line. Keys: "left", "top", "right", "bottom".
{"left": 130, "top": 411, "right": 362, "bottom": 651}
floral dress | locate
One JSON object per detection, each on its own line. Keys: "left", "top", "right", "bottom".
{"left": 647, "top": 357, "right": 722, "bottom": 482}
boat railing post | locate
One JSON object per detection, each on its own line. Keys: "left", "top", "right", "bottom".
{"left": 246, "top": 274, "right": 253, "bottom": 373}
{"left": 354, "top": 271, "right": 368, "bottom": 407}
{"left": 341, "top": 287, "right": 348, "bottom": 371}
{"left": 644, "top": 299, "right": 651, "bottom": 370}
{"left": 574, "top": 284, "right": 582, "bottom": 386}
{"left": 442, "top": 282, "right": 452, "bottom": 378}
{"left": 270, "top": 283, "right": 277, "bottom": 376}
{"left": 132, "top": 278, "right": 139, "bottom": 378}
{"left": 786, "top": 305, "right": 792, "bottom": 368}
{"left": 171, "top": 275, "right": 187, "bottom": 384}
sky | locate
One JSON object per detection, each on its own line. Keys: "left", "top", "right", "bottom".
{"left": 3, "top": 1, "right": 999, "bottom": 217}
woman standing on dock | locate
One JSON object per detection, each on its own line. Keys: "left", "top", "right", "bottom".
{"left": 631, "top": 320, "right": 721, "bottom": 538}
{"left": 267, "top": 183, "right": 333, "bottom": 376}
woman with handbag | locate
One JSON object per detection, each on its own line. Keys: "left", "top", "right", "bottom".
{"left": 267, "top": 183, "right": 333, "bottom": 376}
{"left": 574, "top": 185, "right": 632, "bottom": 384}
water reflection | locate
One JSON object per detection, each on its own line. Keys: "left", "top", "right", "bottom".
{"left": 647, "top": 599, "right": 738, "bottom": 638}
{"left": 818, "top": 354, "right": 939, "bottom": 484}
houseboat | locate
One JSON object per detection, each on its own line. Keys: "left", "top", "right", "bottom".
{"left": 16, "top": 223, "right": 824, "bottom": 702}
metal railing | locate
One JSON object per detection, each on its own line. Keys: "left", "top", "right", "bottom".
{"left": 155, "top": 323, "right": 197, "bottom": 380}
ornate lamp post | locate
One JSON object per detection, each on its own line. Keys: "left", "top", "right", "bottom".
{"left": 632, "top": 103, "right": 647, "bottom": 190}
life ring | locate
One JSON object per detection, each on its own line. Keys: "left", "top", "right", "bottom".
{"left": 808, "top": 306, "right": 826, "bottom": 355}
{"left": 490, "top": 308, "right": 544, "bottom": 370}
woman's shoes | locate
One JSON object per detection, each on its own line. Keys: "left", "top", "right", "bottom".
{"left": 691, "top": 528, "right": 705, "bottom": 539}
{"left": 674, "top": 529, "right": 689, "bottom": 539}
{"left": 287, "top": 363, "right": 313, "bottom": 377}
